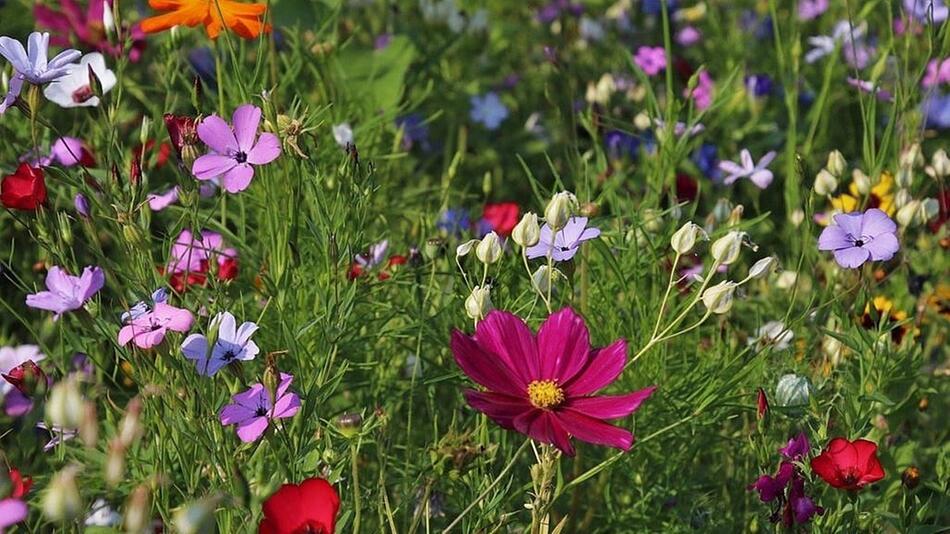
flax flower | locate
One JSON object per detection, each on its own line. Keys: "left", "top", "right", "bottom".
{"left": 140, "top": 0, "right": 270, "bottom": 40}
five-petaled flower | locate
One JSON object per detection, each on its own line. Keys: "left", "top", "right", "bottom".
{"left": 192, "top": 104, "right": 281, "bottom": 193}
{"left": 25, "top": 266, "right": 104, "bottom": 317}
{"left": 118, "top": 303, "right": 194, "bottom": 349}
{"left": 181, "top": 311, "right": 260, "bottom": 376}
{"left": 810, "top": 437, "right": 885, "bottom": 490}
{"left": 1, "top": 163, "right": 47, "bottom": 210}
{"left": 719, "top": 149, "right": 777, "bottom": 189}
{"left": 140, "top": 0, "right": 271, "bottom": 40}
{"left": 525, "top": 217, "right": 601, "bottom": 262}
{"left": 0, "top": 31, "right": 81, "bottom": 113}
{"left": 219, "top": 372, "right": 301, "bottom": 442}
{"left": 451, "top": 307, "right": 656, "bottom": 456}
{"left": 818, "top": 208, "right": 899, "bottom": 268}
{"left": 259, "top": 477, "right": 340, "bottom": 534}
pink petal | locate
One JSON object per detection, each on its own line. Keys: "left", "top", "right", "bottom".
{"left": 555, "top": 409, "right": 634, "bottom": 451}
{"left": 536, "top": 308, "right": 590, "bottom": 383}
{"left": 236, "top": 416, "right": 269, "bottom": 442}
{"left": 231, "top": 104, "right": 262, "bottom": 152}
{"left": 451, "top": 330, "right": 527, "bottom": 396}
{"left": 563, "top": 386, "right": 656, "bottom": 420}
{"left": 117, "top": 324, "right": 135, "bottom": 345}
{"left": 272, "top": 392, "right": 300, "bottom": 419}
{"left": 513, "top": 410, "right": 574, "bottom": 456}
{"left": 197, "top": 114, "right": 238, "bottom": 154}
{"left": 463, "top": 390, "right": 532, "bottom": 430}
{"left": 220, "top": 164, "right": 255, "bottom": 193}
{"left": 193, "top": 154, "right": 237, "bottom": 180}
{"left": 563, "top": 340, "right": 627, "bottom": 396}
{"left": 0, "top": 498, "right": 28, "bottom": 529}
{"left": 247, "top": 133, "right": 281, "bottom": 165}
{"left": 473, "top": 310, "right": 538, "bottom": 384}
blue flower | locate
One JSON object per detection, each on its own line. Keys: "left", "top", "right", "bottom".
{"left": 923, "top": 94, "right": 950, "bottom": 129}
{"left": 693, "top": 143, "right": 722, "bottom": 181}
{"left": 438, "top": 209, "right": 471, "bottom": 236}
{"left": 396, "top": 113, "right": 431, "bottom": 151}
{"left": 745, "top": 74, "right": 774, "bottom": 98}
{"left": 604, "top": 130, "right": 640, "bottom": 160}
{"left": 188, "top": 47, "right": 217, "bottom": 90}
{"left": 469, "top": 92, "right": 509, "bottom": 130}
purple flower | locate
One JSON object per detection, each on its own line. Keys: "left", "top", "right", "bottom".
{"left": 798, "top": 0, "right": 829, "bottom": 20}
{"left": 356, "top": 240, "right": 389, "bottom": 269}
{"left": 0, "top": 497, "right": 28, "bottom": 531}
{"left": 117, "top": 303, "right": 194, "bottom": 349}
{"left": 73, "top": 193, "right": 90, "bottom": 217}
{"left": 50, "top": 137, "right": 90, "bottom": 166}
{"left": 922, "top": 58, "right": 950, "bottom": 88}
{"left": 438, "top": 209, "right": 471, "bottom": 236}
{"left": 749, "top": 462, "right": 794, "bottom": 502}
{"left": 181, "top": 311, "right": 260, "bottom": 376}
{"left": 121, "top": 288, "right": 169, "bottom": 324}
{"left": 36, "top": 421, "right": 78, "bottom": 451}
{"left": 718, "top": 149, "right": 777, "bottom": 189}
{"left": 25, "top": 266, "right": 104, "bottom": 317}
{"left": 904, "top": 0, "right": 949, "bottom": 23}
{"left": 685, "top": 71, "right": 714, "bottom": 110}
{"left": 847, "top": 78, "right": 894, "bottom": 102}
{"left": 780, "top": 432, "right": 811, "bottom": 460}
{"left": 147, "top": 186, "right": 180, "bottom": 211}
{"left": 787, "top": 477, "right": 824, "bottom": 524}
{"left": 0, "top": 31, "right": 81, "bottom": 114}
{"left": 923, "top": 93, "right": 950, "bottom": 129}
{"left": 676, "top": 26, "right": 702, "bottom": 46}
{"left": 526, "top": 217, "right": 601, "bottom": 262}
{"left": 192, "top": 104, "right": 281, "bottom": 193}
{"left": 219, "top": 373, "right": 301, "bottom": 442}
{"left": 167, "top": 229, "right": 234, "bottom": 274}
{"left": 634, "top": 46, "right": 666, "bottom": 76}
{"left": 818, "top": 209, "right": 899, "bottom": 268}
{"left": 469, "top": 93, "right": 509, "bottom": 130}
{"left": 745, "top": 74, "right": 774, "bottom": 98}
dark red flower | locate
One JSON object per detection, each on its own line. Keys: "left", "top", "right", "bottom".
{"left": 482, "top": 202, "right": 520, "bottom": 237}
{"left": 756, "top": 387, "right": 769, "bottom": 420}
{"left": 2, "top": 360, "right": 47, "bottom": 397}
{"left": 675, "top": 173, "right": 698, "bottom": 203}
{"left": 810, "top": 438, "right": 885, "bottom": 490}
{"left": 163, "top": 114, "right": 201, "bottom": 163}
{"left": 1, "top": 163, "right": 47, "bottom": 211}
{"left": 8, "top": 468, "right": 32, "bottom": 499}
{"left": 929, "top": 189, "right": 949, "bottom": 233}
{"left": 259, "top": 477, "right": 340, "bottom": 534}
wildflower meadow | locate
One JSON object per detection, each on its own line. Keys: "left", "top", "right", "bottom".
{"left": 2, "top": 0, "right": 950, "bottom": 532}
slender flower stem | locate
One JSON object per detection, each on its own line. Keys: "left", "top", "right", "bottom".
{"left": 443, "top": 439, "right": 531, "bottom": 533}
{"left": 651, "top": 252, "right": 681, "bottom": 339}
{"left": 350, "top": 441, "right": 362, "bottom": 534}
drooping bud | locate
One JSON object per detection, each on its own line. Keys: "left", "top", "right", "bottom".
{"left": 46, "top": 376, "right": 84, "bottom": 429}
{"left": 455, "top": 239, "right": 478, "bottom": 259}
{"left": 701, "top": 281, "right": 737, "bottom": 314}
{"left": 710, "top": 231, "right": 744, "bottom": 265}
{"left": 826, "top": 150, "right": 847, "bottom": 177}
{"left": 42, "top": 465, "right": 82, "bottom": 522}
{"left": 511, "top": 212, "right": 540, "bottom": 248}
{"left": 124, "top": 484, "right": 152, "bottom": 533}
{"left": 670, "top": 221, "right": 706, "bottom": 254}
{"left": 756, "top": 388, "right": 769, "bottom": 420}
{"left": 852, "top": 169, "right": 871, "bottom": 195}
{"left": 813, "top": 169, "right": 837, "bottom": 196}
{"left": 464, "top": 285, "right": 492, "bottom": 321}
{"left": 747, "top": 256, "right": 777, "bottom": 280}
{"left": 475, "top": 232, "right": 503, "bottom": 264}
{"left": 544, "top": 191, "right": 577, "bottom": 230}
{"left": 531, "top": 265, "right": 563, "bottom": 295}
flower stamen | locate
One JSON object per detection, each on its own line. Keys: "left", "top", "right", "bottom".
{"left": 527, "top": 380, "right": 564, "bottom": 409}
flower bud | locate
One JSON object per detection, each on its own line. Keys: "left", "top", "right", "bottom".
{"left": 46, "top": 377, "right": 84, "bottom": 429}
{"left": 455, "top": 239, "right": 478, "bottom": 259}
{"left": 512, "top": 212, "right": 541, "bottom": 247}
{"left": 896, "top": 200, "right": 922, "bottom": 227}
{"left": 42, "top": 465, "right": 81, "bottom": 522}
{"left": 928, "top": 149, "right": 950, "bottom": 178}
{"left": 2, "top": 359, "right": 47, "bottom": 397}
{"left": 774, "top": 374, "right": 812, "bottom": 407}
{"left": 922, "top": 197, "right": 939, "bottom": 220}
{"left": 701, "top": 281, "right": 737, "bottom": 314}
{"left": 813, "top": 169, "right": 837, "bottom": 196}
{"left": 894, "top": 188, "right": 912, "bottom": 210}
{"left": 117, "top": 397, "right": 143, "bottom": 448}
{"left": 710, "top": 231, "right": 744, "bottom": 265}
{"left": 726, "top": 204, "right": 744, "bottom": 227}
{"left": 826, "top": 150, "right": 847, "bottom": 177}
{"left": 670, "top": 221, "right": 706, "bottom": 254}
{"left": 80, "top": 402, "right": 98, "bottom": 447}
{"left": 74, "top": 193, "right": 91, "bottom": 218}
{"left": 748, "top": 256, "right": 777, "bottom": 280}
{"left": 901, "top": 466, "right": 920, "bottom": 490}
{"left": 174, "top": 496, "right": 219, "bottom": 534}
{"left": 544, "top": 191, "right": 577, "bottom": 230}
{"left": 852, "top": 169, "right": 871, "bottom": 195}
{"left": 634, "top": 112, "right": 652, "bottom": 130}
{"left": 789, "top": 209, "right": 805, "bottom": 227}
{"left": 124, "top": 485, "right": 151, "bottom": 533}
{"left": 475, "top": 231, "right": 503, "bottom": 264}
{"left": 423, "top": 238, "right": 445, "bottom": 260}
{"left": 900, "top": 143, "right": 923, "bottom": 169}
{"left": 336, "top": 412, "right": 363, "bottom": 438}
{"left": 464, "top": 286, "right": 492, "bottom": 321}
{"left": 896, "top": 166, "right": 914, "bottom": 188}
{"left": 531, "top": 265, "right": 563, "bottom": 295}
{"left": 105, "top": 439, "right": 126, "bottom": 486}
{"left": 775, "top": 271, "right": 797, "bottom": 290}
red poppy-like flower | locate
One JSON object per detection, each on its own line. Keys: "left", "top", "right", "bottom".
{"left": 810, "top": 438, "right": 885, "bottom": 490}
{"left": 259, "top": 477, "right": 340, "bottom": 534}
{"left": 1, "top": 163, "right": 47, "bottom": 211}
{"left": 452, "top": 307, "right": 656, "bottom": 456}
{"left": 482, "top": 202, "right": 520, "bottom": 237}
{"left": 7, "top": 468, "right": 33, "bottom": 499}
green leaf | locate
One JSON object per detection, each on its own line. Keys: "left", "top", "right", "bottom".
{"left": 333, "top": 36, "right": 417, "bottom": 115}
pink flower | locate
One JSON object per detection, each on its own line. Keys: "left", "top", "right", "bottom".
{"left": 451, "top": 307, "right": 656, "bottom": 456}
{"left": 685, "top": 71, "right": 714, "bottom": 110}
{"left": 192, "top": 104, "right": 281, "bottom": 193}
{"left": 219, "top": 373, "right": 301, "bottom": 442}
{"left": 118, "top": 303, "right": 194, "bottom": 349}
{"left": 634, "top": 46, "right": 666, "bottom": 76}
{"left": 923, "top": 58, "right": 950, "bottom": 88}
{"left": 34, "top": 0, "right": 147, "bottom": 62}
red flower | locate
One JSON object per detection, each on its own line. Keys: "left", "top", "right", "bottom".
{"left": 8, "top": 468, "right": 32, "bottom": 499}
{"left": 1, "top": 163, "right": 47, "bottom": 211}
{"left": 482, "top": 202, "right": 520, "bottom": 237}
{"left": 756, "top": 387, "right": 769, "bottom": 420}
{"left": 259, "top": 477, "right": 340, "bottom": 534}
{"left": 2, "top": 360, "right": 47, "bottom": 397}
{"left": 810, "top": 438, "right": 885, "bottom": 490}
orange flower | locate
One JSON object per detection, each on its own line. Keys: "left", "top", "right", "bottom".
{"left": 140, "top": 0, "right": 270, "bottom": 40}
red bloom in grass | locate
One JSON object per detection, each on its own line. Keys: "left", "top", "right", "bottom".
{"left": 452, "top": 307, "right": 656, "bottom": 456}
{"left": 810, "top": 438, "right": 885, "bottom": 490}
{"left": 2, "top": 360, "right": 47, "bottom": 397}
{"left": 482, "top": 202, "right": 520, "bottom": 237}
{"left": 1, "top": 164, "right": 47, "bottom": 211}
{"left": 259, "top": 477, "right": 340, "bottom": 534}
{"left": 8, "top": 468, "right": 33, "bottom": 499}
{"left": 756, "top": 387, "right": 769, "bottom": 419}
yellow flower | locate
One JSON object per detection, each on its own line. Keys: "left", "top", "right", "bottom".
{"left": 830, "top": 172, "right": 895, "bottom": 216}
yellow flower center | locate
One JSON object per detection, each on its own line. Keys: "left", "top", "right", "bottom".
{"left": 527, "top": 380, "right": 564, "bottom": 409}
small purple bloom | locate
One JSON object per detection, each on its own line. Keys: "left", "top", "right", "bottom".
{"left": 25, "top": 266, "right": 104, "bottom": 317}
{"left": 798, "top": 0, "right": 829, "bottom": 21}
{"left": 0, "top": 31, "right": 81, "bottom": 114}
{"left": 181, "top": 311, "right": 260, "bottom": 376}
{"left": 780, "top": 432, "right": 811, "bottom": 460}
{"left": 605, "top": 130, "right": 640, "bottom": 160}
{"left": 167, "top": 229, "right": 229, "bottom": 274}
{"left": 685, "top": 71, "right": 714, "bottom": 110}
{"left": 922, "top": 93, "right": 950, "bottom": 129}
{"left": 788, "top": 477, "right": 824, "bottom": 524}
{"left": 718, "top": 149, "right": 777, "bottom": 189}
{"left": 818, "top": 208, "right": 899, "bottom": 268}
{"left": 219, "top": 373, "right": 301, "bottom": 442}
{"left": 0, "top": 498, "right": 28, "bottom": 531}
{"left": 634, "top": 46, "right": 666, "bottom": 76}
{"left": 117, "top": 303, "right": 194, "bottom": 350}
{"left": 922, "top": 58, "right": 950, "bottom": 88}
{"left": 469, "top": 92, "right": 508, "bottom": 130}
{"left": 50, "top": 137, "right": 88, "bottom": 166}
{"left": 745, "top": 74, "right": 774, "bottom": 98}
{"left": 148, "top": 186, "right": 180, "bottom": 211}
{"left": 749, "top": 462, "right": 794, "bottom": 502}
{"left": 693, "top": 143, "right": 722, "bottom": 180}
{"left": 73, "top": 193, "right": 90, "bottom": 217}
{"left": 396, "top": 113, "right": 431, "bottom": 151}
{"left": 847, "top": 78, "right": 893, "bottom": 102}
{"left": 675, "top": 26, "right": 702, "bottom": 47}
{"left": 526, "top": 217, "right": 601, "bottom": 262}
{"left": 192, "top": 104, "right": 282, "bottom": 194}
{"left": 904, "top": 0, "right": 949, "bottom": 23}
{"left": 356, "top": 240, "right": 389, "bottom": 269}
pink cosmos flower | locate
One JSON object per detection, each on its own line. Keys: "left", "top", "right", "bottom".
{"left": 117, "top": 303, "right": 194, "bottom": 349}
{"left": 192, "top": 104, "right": 281, "bottom": 193}
{"left": 25, "top": 266, "right": 104, "bottom": 318}
{"left": 219, "top": 373, "right": 301, "bottom": 442}
{"left": 451, "top": 307, "right": 656, "bottom": 456}
{"left": 634, "top": 46, "right": 666, "bottom": 76}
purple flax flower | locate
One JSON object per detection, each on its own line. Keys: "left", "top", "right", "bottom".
{"left": 923, "top": 93, "right": 950, "bottom": 129}
{"left": 166, "top": 229, "right": 233, "bottom": 274}
{"left": 438, "top": 209, "right": 471, "bottom": 236}
{"left": 904, "top": 0, "right": 949, "bottom": 23}
{"left": 181, "top": 311, "right": 260, "bottom": 376}
{"left": 192, "top": 104, "right": 281, "bottom": 193}
{"left": 219, "top": 373, "right": 301, "bottom": 442}
{"left": 26, "top": 266, "right": 104, "bottom": 317}
{"left": 818, "top": 208, "right": 899, "bottom": 268}
{"left": 36, "top": 421, "right": 78, "bottom": 451}
{"left": 469, "top": 93, "right": 509, "bottom": 130}
{"left": 718, "top": 149, "right": 777, "bottom": 189}
{"left": 787, "top": 477, "right": 823, "bottom": 524}
{"left": 749, "top": 462, "right": 795, "bottom": 502}
{"left": 121, "top": 288, "right": 169, "bottom": 324}
{"left": 0, "top": 32, "right": 81, "bottom": 113}
{"left": 780, "top": 432, "right": 811, "bottom": 460}
{"left": 745, "top": 74, "right": 774, "bottom": 98}
{"left": 847, "top": 78, "right": 894, "bottom": 102}
{"left": 748, "top": 436, "right": 824, "bottom": 527}
{"left": 526, "top": 217, "right": 601, "bottom": 262}
{"left": 117, "top": 303, "right": 194, "bottom": 349}
{"left": 634, "top": 46, "right": 666, "bottom": 76}
{"left": 798, "top": 0, "right": 829, "bottom": 20}
{"left": 1, "top": 345, "right": 44, "bottom": 417}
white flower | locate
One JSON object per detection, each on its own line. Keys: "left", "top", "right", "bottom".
{"left": 85, "top": 499, "right": 121, "bottom": 527}
{"left": 43, "top": 52, "right": 116, "bottom": 108}
{"left": 332, "top": 122, "right": 354, "bottom": 147}
{"left": 749, "top": 321, "right": 794, "bottom": 350}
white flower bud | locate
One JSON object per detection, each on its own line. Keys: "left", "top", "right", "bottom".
{"left": 124, "top": 485, "right": 151, "bottom": 533}
{"left": 813, "top": 169, "right": 838, "bottom": 196}
{"left": 789, "top": 209, "right": 805, "bottom": 227}
{"left": 464, "top": 286, "right": 492, "bottom": 321}
{"left": 826, "top": 150, "right": 847, "bottom": 177}
{"left": 748, "top": 256, "right": 777, "bottom": 280}
{"left": 852, "top": 168, "right": 871, "bottom": 195}
{"left": 922, "top": 197, "right": 939, "bottom": 220}
{"left": 928, "top": 149, "right": 950, "bottom": 178}
{"left": 455, "top": 239, "right": 478, "bottom": 258}
{"left": 634, "top": 111, "right": 652, "bottom": 130}
{"left": 670, "top": 221, "right": 706, "bottom": 254}
{"left": 774, "top": 374, "right": 812, "bottom": 407}
{"left": 46, "top": 377, "right": 84, "bottom": 429}
{"left": 896, "top": 166, "right": 914, "bottom": 188}
{"left": 701, "top": 281, "right": 737, "bottom": 314}
{"left": 531, "top": 265, "right": 563, "bottom": 295}
{"left": 710, "top": 231, "right": 744, "bottom": 265}
{"left": 642, "top": 209, "right": 663, "bottom": 233}
{"left": 102, "top": 3, "right": 115, "bottom": 34}
{"left": 899, "top": 143, "right": 923, "bottom": 169}
{"left": 775, "top": 271, "right": 798, "bottom": 290}
{"left": 511, "top": 212, "right": 541, "bottom": 247}
{"left": 896, "top": 200, "right": 921, "bottom": 227}
{"left": 43, "top": 465, "right": 82, "bottom": 522}
{"left": 475, "top": 231, "right": 503, "bottom": 264}
{"left": 894, "top": 188, "right": 912, "bottom": 210}
{"left": 544, "top": 191, "right": 577, "bottom": 230}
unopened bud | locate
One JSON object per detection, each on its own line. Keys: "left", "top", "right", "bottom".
{"left": 813, "top": 169, "right": 837, "bottom": 196}
{"left": 475, "top": 232, "right": 503, "bottom": 264}
{"left": 117, "top": 397, "right": 143, "bottom": 447}
{"left": 464, "top": 285, "right": 492, "bottom": 321}
{"left": 726, "top": 204, "right": 744, "bottom": 226}
{"left": 894, "top": 188, "right": 912, "bottom": 210}
{"left": 105, "top": 439, "right": 126, "bottom": 486}
{"left": 46, "top": 377, "right": 84, "bottom": 429}
{"left": 42, "top": 465, "right": 82, "bottom": 522}
{"left": 826, "top": 150, "right": 846, "bottom": 177}
{"left": 2, "top": 359, "right": 47, "bottom": 397}
{"left": 748, "top": 256, "right": 777, "bottom": 280}
{"left": 896, "top": 166, "right": 914, "bottom": 188}
{"left": 512, "top": 212, "right": 540, "bottom": 247}
{"left": 899, "top": 143, "right": 923, "bottom": 169}
{"left": 336, "top": 412, "right": 363, "bottom": 438}
{"left": 532, "top": 265, "right": 562, "bottom": 295}
{"left": 922, "top": 198, "right": 939, "bottom": 220}
{"left": 634, "top": 112, "right": 652, "bottom": 130}
{"left": 774, "top": 374, "right": 812, "bottom": 407}
{"left": 928, "top": 149, "right": 950, "bottom": 178}
{"left": 896, "top": 200, "right": 922, "bottom": 227}
{"left": 901, "top": 466, "right": 920, "bottom": 490}
{"left": 80, "top": 402, "right": 98, "bottom": 447}
{"left": 456, "top": 239, "right": 478, "bottom": 259}
{"left": 701, "top": 281, "right": 737, "bottom": 314}
{"left": 710, "top": 231, "right": 744, "bottom": 265}
{"left": 670, "top": 221, "right": 706, "bottom": 254}
{"left": 174, "top": 496, "right": 219, "bottom": 534}
{"left": 124, "top": 485, "right": 151, "bottom": 533}
{"left": 544, "top": 191, "right": 577, "bottom": 230}
{"left": 852, "top": 169, "right": 871, "bottom": 195}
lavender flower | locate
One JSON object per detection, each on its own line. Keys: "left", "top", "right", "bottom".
{"left": 818, "top": 209, "right": 899, "bottom": 268}
{"left": 0, "top": 31, "right": 81, "bottom": 113}
{"left": 192, "top": 104, "right": 282, "bottom": 193}
{"left": 634, "top": 46, "right": 666, "bottom": 76}
{"left": 797, "top": 0, "right": 829, "bottom": 21}
{"left": 26, "top": 266, "right": 104, "bottom": 317}
{"left": 356, "top": 240, "right": 389, "bottom": 269}
{"left": 718, "top": 149, "right": 777, "bottom": 189}
{"left": 904, "top": 0, "right": 948, "bottom": 24}
{"left": 469, "top": 92, "right": 508, "bottom": 130}
{"left": 219, "top": 373, "right": 300, "bottom": 442}
{"left": 181, "top": 311, "right": 260, "bottom": 376}
{"left": 525, "top": 216, "right": 601, "bottom": 262}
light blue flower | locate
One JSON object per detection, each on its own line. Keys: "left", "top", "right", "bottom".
{"left": 469, "top": 92, "right": 509, "bottom": 130}
{"left": 181, "top": 311, "right": 260, "bottom": 377}
{"left": 0, "top": 32, "right": 80, "bottom": 113}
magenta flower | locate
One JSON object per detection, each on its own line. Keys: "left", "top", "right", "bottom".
{"left": 634, "top": 46, "right": 666, "bottom": 76}
{"left": 922, "top": 58, "right": 950, "bottom": 88}
{"left": 192, "top": 104, "right": 281, "bottom": 193}
{"left": 167, "top": 229, "right": 234, "bottom": 274}
{"left": 797, "top": 0, "right": 829, "bottom": 20}
{"left": 818, "top": 208, "right": 899, "bottom": 268}
{"left": 685, "top": 70, "right": 714, "bottom": 110}
{"left": 526, "top": 217, "right": 601, "bottom": 262}
{"left": 451, "top": 307, "right": 656, "bottom": 456}
{"left": 25, "top": 266, "right": 104, "bottom": 317}
{"left": 34, "top": 0, "right": 146, "bottom": 62}
{"left": 749, "top": 433, "right": 823, "bottom": 526}
{"left": 219, "top": 373, "right": 301, "bottom": 442}
{"left": 719, "top": 149, "right": 777, "bottom": 189}
{"left": 0, "top": 498, "right": 27, "bottom": 532}
{"left": 117, "top": 303, "right": 194, "bottom": 349}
